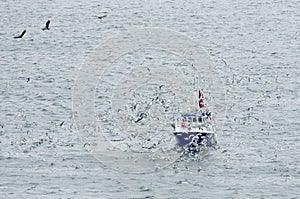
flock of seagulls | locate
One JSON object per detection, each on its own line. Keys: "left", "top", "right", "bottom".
{"left": 13, "top": 15, "right": 107, "bottom": 39}
{"left": 13, "top": 20, "right": 51, "bottom": 39}
{"left": 132, "top": 86, "right": 169, "bottom": 124}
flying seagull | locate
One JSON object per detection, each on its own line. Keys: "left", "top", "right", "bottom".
{"left": 94, "top": 14, "right": 107, "bottom": 19}
{"left": 42, "top": 20, "right": 50, "bottom": 31}
{"left": 13, "top": 30, "right": 26, "bottom": 39}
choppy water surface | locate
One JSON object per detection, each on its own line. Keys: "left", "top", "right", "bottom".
{"left": 1, "top": 0, "right": 299, "bottom": 198}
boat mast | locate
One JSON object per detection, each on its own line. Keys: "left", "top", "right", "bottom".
{"left": 194, "top": 76, "right": 200, "bottom": 113}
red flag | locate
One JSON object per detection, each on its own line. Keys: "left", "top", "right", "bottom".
{"left": 199, "top": 90, "right": 204, "bottom": 108}
{"left": 199, "top": 101, "right": 205, "bottom": 108}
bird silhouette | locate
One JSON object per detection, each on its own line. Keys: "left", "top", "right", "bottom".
{"left": 59, "top": 121, "right": 64, "bottom": 127}
{"left": 13, "top": 30, "right": 26, "bottom": 39}
{"left": 42, "top": 20, "right": 50, "bottom": 31}
{"left": 94, "top": 14, "right": 107, "bottom": 19}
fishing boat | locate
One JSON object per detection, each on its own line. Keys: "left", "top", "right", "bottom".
{"left": 172, "top": 78, "right": 217, "bottom": 150}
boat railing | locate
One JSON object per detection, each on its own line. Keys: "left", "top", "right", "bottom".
{"left": 175, "top": 115, "right": 213, "bottom": 130}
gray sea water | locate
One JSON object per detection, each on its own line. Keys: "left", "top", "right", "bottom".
{"left": 1, "top": 0, "right": 299, "bottom": 198}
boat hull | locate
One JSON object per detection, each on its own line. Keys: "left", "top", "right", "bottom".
{"left": 173, "top": 132, "right": 216, "bottom": 147}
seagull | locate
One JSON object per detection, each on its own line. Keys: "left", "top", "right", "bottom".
{"left": 13, "top": 30, "right": 26, "bottom": 39}
{"left": 135, "top": 112, "right": 146, "bottom": 123}
{"left": 83, "top": 143, "right": 90, "bottom": 148}
{"left": 42, "top": 20, "right": 50, "bottom": 31}
{"left": 94, "top": 14, "right": 107, "bottom": 19}
{"left": 222, "top": 59, "right": 227, "bottom": 66}
{"left": 135, "top": 117, "right": 143, "bottom": 123}
{"left": 171, "top": 123, "right": 175, "bottom": 129}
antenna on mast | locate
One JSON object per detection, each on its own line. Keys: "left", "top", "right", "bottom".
{"left": 194, "top": 76, "right": 199, "bottom": 112}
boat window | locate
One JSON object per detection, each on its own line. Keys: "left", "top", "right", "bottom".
{"left": 187, "top": 117, "right": 192, "bottom": 123}
{"left": 193, "top": 117, "right": 197, "bottom": 122}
